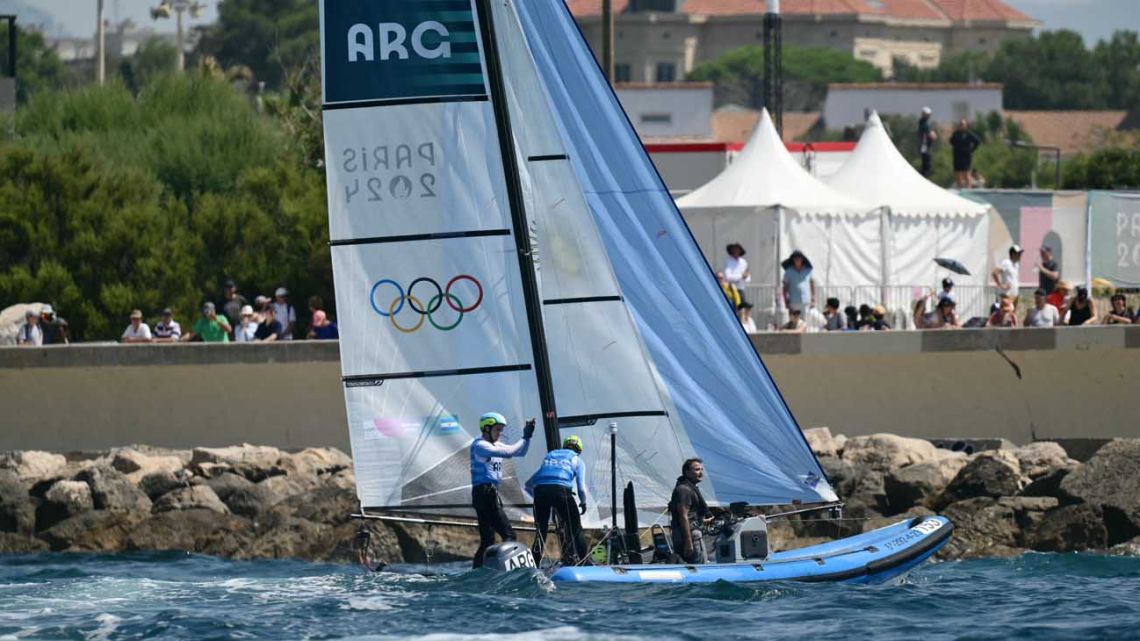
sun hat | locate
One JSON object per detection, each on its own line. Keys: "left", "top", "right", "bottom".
{"left": 240, "top": 305, "right": 254, "bottom": 316}
{"left": 275, "top": 287, "right": 288, "bottom": 297}
{"left": 130, "top": 309, "right": 143, "bottom": 319}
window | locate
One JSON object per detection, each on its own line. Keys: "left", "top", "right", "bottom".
{"left": 641, "top": 113, "right": 672, "bottom": 125}
{"left": 655, "top": 62, "right": 676, "bottom": 83}
{"left": 630, "top": 0, "right": 676, "bottom": 11}
{"left": 614, "top": 63, "right": 632, "bottom": 83}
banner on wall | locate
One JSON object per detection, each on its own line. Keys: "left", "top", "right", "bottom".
{"left": 964, "top": 190, "right": 1088, "bottom": 288}
{"left": 1089, "top": 191, "right": 1140, "bottom": 287}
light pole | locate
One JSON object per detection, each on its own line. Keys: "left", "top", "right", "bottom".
{"left": 150, "top": 0, "right": 206, "bottom": 71}
{"left": 762, "top": 0, "right": 783, "bottom": 136}
{"left": 96, "top": 0, "right": 105, "bottom": 84}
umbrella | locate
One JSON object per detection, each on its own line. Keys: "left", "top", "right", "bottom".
{"left": 934, "top": 257, "right": 970, "bottom": 276}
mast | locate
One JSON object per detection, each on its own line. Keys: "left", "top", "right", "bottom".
{"left": 475, "top": 0, "right": 561, "bottom": 452}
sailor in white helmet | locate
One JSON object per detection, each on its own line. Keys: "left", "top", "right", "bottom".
{"left": 469, "top": 411, "right": 534, "bottom": 568}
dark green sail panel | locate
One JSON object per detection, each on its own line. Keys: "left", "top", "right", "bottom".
{"left": 322, "top": 0, "right": 487, "bottom": 105}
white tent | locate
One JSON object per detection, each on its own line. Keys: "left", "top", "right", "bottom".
{"left": 827, "top": 111, "right": 994, "bottom": 298}
{"left": 677, "top": 109, "right": 881, "bottom": 310}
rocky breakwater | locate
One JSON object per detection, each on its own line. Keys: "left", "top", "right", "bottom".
{"left": 0, "top": 445, "right": 478, "bottom": 564}
{"left": 4, "top": 437, "right": 1140, "bottom": 564}
{"left": 796, "top": 429, "right": 1140, "bottom": 558}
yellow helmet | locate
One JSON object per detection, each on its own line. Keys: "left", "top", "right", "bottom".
{"left": 563, "top": 435, "right": 583, "bottom": 453}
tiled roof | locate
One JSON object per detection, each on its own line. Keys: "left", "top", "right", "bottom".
{"left": 929, "top": 0, "right": 1034, "bottom": 23}
{"left": 1004, "top": 111, "right": 1133, "bottom": 155}
{"left": 568, "top": 0, "right": 1029, "bottom": 22}
{"left": 615, "top": 81, "right": 714, "bottom": 89}
{"left": 712, "top": 109, "right": 821, "bottom": 142}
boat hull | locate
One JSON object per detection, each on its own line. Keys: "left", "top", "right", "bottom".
{"left": 550, "top": 516, "right": 952, "bottom": 584}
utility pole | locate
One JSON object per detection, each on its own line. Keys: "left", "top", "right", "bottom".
{"left": 602, "top": 0, "right": 614, "bottom": 83}
{"left": 96, "top": 0, "right": 105, "bottom": 85}
{"left": 150, "top": 1, "right": 206, "bottom": 72}
{"left": 762, "top": 0, "right": 782, "bottom": 136}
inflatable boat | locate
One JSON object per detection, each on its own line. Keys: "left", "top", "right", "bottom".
{"left": 549, "top": 516, "right": 952, "bottom": 585}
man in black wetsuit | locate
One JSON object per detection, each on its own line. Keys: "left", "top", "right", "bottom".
{"left": 669, "top": 458, "right": 709, "bottom": 564}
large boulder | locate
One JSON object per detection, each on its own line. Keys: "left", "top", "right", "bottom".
{"left": 223, "top": 483, "right": 285, "bottom": 518}
{"left": 841, "top": 434, "right": 938, "bottom": 472}
{"left": 802, "top": 428, "right": 841, "bottom": 458}
{"left": 125, "top": 510, "right": 251, "bottom": 556}
{"left": 884, "top": 453, "right": 969, "bottom": 514}
{"left": 37, "top": 480, "right": 94, "bottom": 531}
{"left": 1059, "top": 439, "right": 1140, "bottom": 544}
{"left": 1, "top": 451, "right": 67, "bottom": 483}
{"left": 152, "top": 485, "right": 230, "bottom": 515}
{"left": 1014, "top": 442, "right": 1077, "bottom": 480}
{"left": 75, "top": 466, "right": 152, "bottom": 512}
{"left": 0, "top": 532, "right": 49, "bottom": 553}
{"left": 277, "top": 448, "right": 353, "bottom": 479}
{"left": 1021, "top": 466, "right": 1076, "bottom": 501}
{"left": 110, "top": 447, "right": 187, "bottom": 483}
{"left": 0, "top": 469, "right": 34, "bottom": 534}
{"left": 935, "top": 452, "right": 1023, "bottom": 510}
{"left": 190, "top": 445, "right": 287, "bottom": 482}
{"left": 203, "top": 472, "right": 254, "bottom": 502}
{"left": 39, "top": 510, "right": 144, "bottom": 552}
{"left": 937, "top": 497, "right": 1023, "bottom": 560}
{"left": 138, "top": 470, "right": 187, "bottom": 500}
{"left": 1027, "top": 504, "right": 1108, "bottom": 552}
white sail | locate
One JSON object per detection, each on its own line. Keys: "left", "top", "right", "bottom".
{"left": 319, "top": 0, "right": 543, "bottom": 515}
{"left": 490, "top": 0, "right": 696, "bottom": 525}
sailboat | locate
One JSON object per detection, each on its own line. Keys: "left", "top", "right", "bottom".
{"left": 318, "top": 0, "right": 952, "bottom": 584}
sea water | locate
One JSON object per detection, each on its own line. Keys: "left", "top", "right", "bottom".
{"left": 1, "top": 552, "right": 1139, "bottom": 641}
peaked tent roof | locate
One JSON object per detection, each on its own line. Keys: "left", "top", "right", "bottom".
{"left": 826, "top": 111, "right": 990, "bottom": 218}
{"left": 677, "top": 108, "right": 866, "bottom": 215}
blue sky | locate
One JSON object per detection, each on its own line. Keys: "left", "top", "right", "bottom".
{"left": 5, "top": 0, "right": 1138, "bottom": 46}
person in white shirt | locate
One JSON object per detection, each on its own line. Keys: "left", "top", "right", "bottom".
{"left": 121, "top": 310, "right": 153, "bottom": 343}
{"left": 723, "top": 243, "right": 751, "bottom": 300}
{"left": 271, "top": 287, "right": 297, "bottom": 340}
{"left": 738, "top": 302, "right": 757, "bottom": 333}
{"left": 17, "top": 310, "right": 43, "bottom": 346}
{"left": 991, "top": 244, "right": 1024, "bottom": 304}
{"left": 234, "top": 305, "right": 259, "bottom": 343}
{"left": 1023, "top": 288, "right": 1060, "bottom": 327}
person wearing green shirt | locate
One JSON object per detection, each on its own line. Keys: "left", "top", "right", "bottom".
{"left": 181, "top": 302, "right": 232, "bottom": 343}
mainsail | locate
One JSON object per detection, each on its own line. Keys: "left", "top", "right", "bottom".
{"left": 319, "top": 0, "right": 836, "bottom": 525}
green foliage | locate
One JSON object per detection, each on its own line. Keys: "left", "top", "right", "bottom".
{"left": 0, "top": 75, "right": 330, "bottom": 340}
{"left": 687, "top": 45, "right": 881, "bottom": 110}
{"left": 1064, "top": 148, "right": 1140, "bottom": 189}
{"left": 896, "top": 29, "right": 1140, "bottom": 110}
{"left": 194, "top": 0, "right": 319, "bottom": 89}
{"left": 0, "top": 25, "right": 72, "bottom": 103}
{"left": 119, "top": 37, "right": 179, "bottom": 94}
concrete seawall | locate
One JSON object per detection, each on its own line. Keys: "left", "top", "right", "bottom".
{"left": 2, "top": 327, "right": 1138, "bottom": 451}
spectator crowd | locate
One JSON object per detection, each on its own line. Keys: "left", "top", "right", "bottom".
{"left": 14, "top": 280, "right": 340, "bottom": 347}
{"left": 716, "top": 243, "right": 1140, "bottom": 335}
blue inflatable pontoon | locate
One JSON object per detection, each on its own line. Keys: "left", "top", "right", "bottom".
{"left": 550, "top": 516, "right": 952, "bottom": 584}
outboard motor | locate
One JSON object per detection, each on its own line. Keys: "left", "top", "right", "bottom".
{"left": 714, "top": 516, "right": 769, "bottom": 563}
{"left": 482, "top": 541, "right": 536, "bottom": 571}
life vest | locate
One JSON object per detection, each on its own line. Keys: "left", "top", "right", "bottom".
{"left": 529, "top": 448, "right": 579, "bottom": 489}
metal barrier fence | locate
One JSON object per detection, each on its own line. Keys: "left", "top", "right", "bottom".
{"left": 737, "top": 284, "right": 1001, "bottom": 331}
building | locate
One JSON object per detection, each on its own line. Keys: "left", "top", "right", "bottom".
{"left": 1004, "top": 111, "right": 1140, "bottom": 156}
{"left": 568, "top": 0, "right": 1037, "bottom": 81}
{"left": 823, "top": 82, "right": 1003, "bottom": 129}
{"left": 616, "top": 82, "right": 714, "bottom": 139}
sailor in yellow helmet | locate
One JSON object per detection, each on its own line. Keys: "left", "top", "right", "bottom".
{"left": 469, "top": 411, "right": 535, "bottom": 568}
{"left": 525, "top": 435, "right": 589, "bottom": 565}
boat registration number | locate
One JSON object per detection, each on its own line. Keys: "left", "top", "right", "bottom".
{"left": 882, "top": 519, "right": 942, "bottom": 551}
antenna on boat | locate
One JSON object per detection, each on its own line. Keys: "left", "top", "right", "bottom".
{"left": 609, "top": 421, "right": 618, "bottom": 532}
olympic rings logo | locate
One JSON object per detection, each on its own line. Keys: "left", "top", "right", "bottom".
{"left": 369, "top": 275, "right": 483, "bottom": 333}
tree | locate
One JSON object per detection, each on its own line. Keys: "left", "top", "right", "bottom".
{"left": 0, "top": 25, "right": 72, "bottom": 103}
{"left": 687, "top": 45, "right": 881, "bottom": 110}
{"left": 194, "top": 0, "right": 319, "bottom": 89}
{"left": 988, "top": 30, "right": 1107, "bottom": 110}
{"left": 1093, "top": 31, "right": 1140, "bottom": 109}
{"left": 0, "top": 74, "right": 331, "bottom": 340}
{"left": 119, "top": 37, "right": 179, "bottom": 94}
